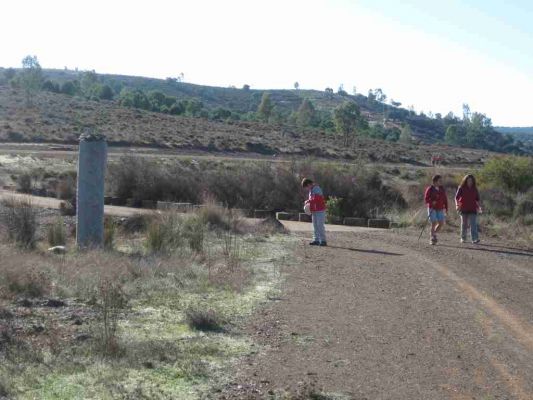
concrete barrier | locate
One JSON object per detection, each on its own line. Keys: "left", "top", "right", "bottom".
{"left": 175, "top": 203, "right": 193, "bottom": 212}
{"left": 111, "top": 197, "right": 126, "bottom": 206}
{"left": 276, "top": 212, "right": 297, "bottom": 221}
{"left": 328, "top": 216, "right": 343, "bottom": 225}
{"left": 232, "top": 208, "right": 253, "bottom": 217}
{"left": 299, "top": 213, "right": 312, "bottom": 223}
{"left": 126, "top": 198, "right": 142, "bottom": 208}
{"left": 343, "top": 217, "right": 368, "bottom": 226}
{"left": 254, "top": 210, "right": 273, "bottom": 219}
{"left": 157, "top": 201, "right": 175, "bottom": 210}
{"left": 368, "top": 219, "right": 391, "bottom": 229}
{"left": 141, "top": 200, "right": 157, "bottom": 209}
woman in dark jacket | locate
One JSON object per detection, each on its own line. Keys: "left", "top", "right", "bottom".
{"left": 455, "top": 174, "right": 482, "bottom": 244}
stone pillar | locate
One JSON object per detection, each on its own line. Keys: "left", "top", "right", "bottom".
{"left": 76, "top": 132, "right": 107, "bottom": 248}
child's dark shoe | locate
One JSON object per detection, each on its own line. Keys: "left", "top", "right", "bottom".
{"left": 319, "top": 242, "right": 328, "bottom": 247}
{"left": 309, "top": 241, "right": 320, "bottom": 246}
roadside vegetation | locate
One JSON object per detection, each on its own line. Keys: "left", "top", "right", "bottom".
{"left": 0, "top": 197, "right": 293, "bottom": 399}
{"left": 107, "top": 156, "right": 405, "bottom": 219}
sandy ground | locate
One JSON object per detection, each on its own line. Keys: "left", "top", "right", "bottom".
{"left": 220, "top": 228, "right": 533, "bottom": 399}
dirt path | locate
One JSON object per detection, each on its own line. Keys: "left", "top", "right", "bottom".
{"left": 221, "top": 228, "right": 533, "bottom": 399}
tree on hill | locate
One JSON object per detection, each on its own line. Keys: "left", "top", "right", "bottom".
{"left": 399, "top": 124, "right": 413, "bottom": 143}
{"left": 333, "top": 102, "right": 366, "bottom": 145}
{"left": 324, "top": 87, "right": 334, "bottom": 99}
{"left": 294, "top": 82, "right": 299, "bottom": 90}
{"left": 445, "top": 124, "right": 465, "bottom": 145}
{"left": 60, "top": 80, "right": 79, "bottom": 96}
{"left": 242, "top": 84, "right": 250, "bottom": 91}
{"left": 296, "top": 99, "right": 318, "bottom": 128}
{"left": 119, "top": 89, "right": 150, "bottom": 109}
{"left": 97, "top": 84, "right": 114, "bottom": 100}
{"left": 81, "top": 70, "right": 98, "bottom": 97}
{"left": 257, "top": 92, "right": 274, "bottom": 122}
{"left": 20, "top": 55, "right": 43, "bottom": 106}
{"left": 337, "top": 84, "right": 347, "bottom": 96}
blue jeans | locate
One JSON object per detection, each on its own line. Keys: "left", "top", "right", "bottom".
{"left": 312, "top": 211, "right": 326, "bottom": 242}
{"left": 428, "top": 209, "right": 446, "bottom": 223}
{"left": 460, "top": 213, "right": 478, "bottom": 241}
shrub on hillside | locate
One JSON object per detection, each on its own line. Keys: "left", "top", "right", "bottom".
{"left": 480, "top": 156, "right": 533, "bottom": 193}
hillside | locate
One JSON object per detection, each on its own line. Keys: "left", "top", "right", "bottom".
{"left": 16, "top": 69, "right": 466, "bottom": 144}
{"left": 495, "top": 126, "right": 533, "bottom": 145}
{"left": 1, "top": 66, "right": 530, "bottom": 155}
{"left": 0, "top": 85, "right": 492, "bottom": 166}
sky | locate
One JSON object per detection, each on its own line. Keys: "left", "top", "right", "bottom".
{"left": 1, "top": 0, "right": 532, "bottom": 126}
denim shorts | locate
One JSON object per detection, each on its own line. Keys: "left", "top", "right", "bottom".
{"left": 428, "top": 209, "right": 445, "bottom": 222}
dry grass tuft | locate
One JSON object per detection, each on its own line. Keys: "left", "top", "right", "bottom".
{"left": 0, "top": 197, "right": 39, "bottom": 249}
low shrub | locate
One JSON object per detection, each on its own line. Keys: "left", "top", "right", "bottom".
{"left": 0, "top": 197, "right": 38, "bottom": 249}
{"left": 59, "top": 201, "right": 76, "bottom": 216}
{"left": 15, "top": 173, "right": 33, "bottom": 193}
{"left": 4, "top": 267, "right": 50, "bottom": 298}
{"left": 104, "top": 217, "right": 116, "bottom": 250}
{"left": 145, "top": 213, "right": 183, "bottom": 254}
{"left": 481, "top": 188, "right": 516, "bottom": 217}
{"left": 47, "top": 217, "right": 66, "bottom": 247}
{"left": 121, "top": 214, "right": 152, "bottom": 234}
{"left": 182, "top": 215, "right": 205, "bottom": 253}
{"left": 514, "top": 196, "right": 533, "bottom": 219}
{"left": 325, "top": 196, "right": 342, "bottom": 223}
{"left": 184, "top": 305, "right": 225, "bottom": 332}
{"left": 97, "top": 279, "right": 127, "bottom": 357}
{"left": 480, "top": 156, "right": 533, "bottom": 193}
{"left": 56, "top": 175, "right": 76, "bottom": 200}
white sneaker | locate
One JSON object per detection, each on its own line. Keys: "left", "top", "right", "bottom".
{"left": 472, "top": 239, "right": 480, "bottom": 244}
{"left": 461, "top": 239, "right": 466, "bottom": 243}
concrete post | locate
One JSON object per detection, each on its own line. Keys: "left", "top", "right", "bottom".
{"left": 76, "top": 132, "right": 107, "bottom": 248}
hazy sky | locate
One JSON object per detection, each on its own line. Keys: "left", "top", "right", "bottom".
{"left": 1, "top": 0, "right": 532, "bottom": 126}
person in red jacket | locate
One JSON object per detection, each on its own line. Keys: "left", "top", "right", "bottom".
{"left": 302, "top": 178, "right": 327, "bottom": 246}
{"left": 455, "top": 174, "right": 482, "bottom": 244}
{"left": 424, "top": 174, "right": 448, "bottom": 245}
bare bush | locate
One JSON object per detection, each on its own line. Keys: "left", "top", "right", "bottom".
{"left": 104, "top": 216, "right": 116, "bottom": 250}
{"left": 185, "top": 305, "right": 225, "bottom": 332}
{"left": 0, "top": 197, "right": 38, "bottom": 249}
{"left": 56, "top": 175, "right": 76, "bottom": 200}
{"left": 47, "top": 217, "right": 66, "bottom": 247}
{"left": 145, "top": 212, "right": 183, "bottom": 254}
{"left": 97, "top": 278, "right": 127, "bottom": 357}
{"left": 15, "top": 172, "right": 33, "bottom": 193}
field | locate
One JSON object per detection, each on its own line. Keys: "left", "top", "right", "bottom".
{"left": 0, "top": 201, "right": 297, "bottom": 399}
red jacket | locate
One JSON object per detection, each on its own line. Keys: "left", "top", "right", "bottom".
{"left": 306, "top": 184, "right": 326, "bottom": 213}
{"left": 424, "top": 185, "right": 448, "bottom": 211}
{"left": 455, "top": 186, "right": 480, "bottom": 213}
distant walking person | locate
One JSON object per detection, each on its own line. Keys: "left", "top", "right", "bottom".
{"left": 455, "top": 174, "right": 482, "bottom": 244}
{"left": 302, "top": 178, "right": 327, "bottom": 246}
{"left": 424, "top": 174, "right": 448, "bottom": 245}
